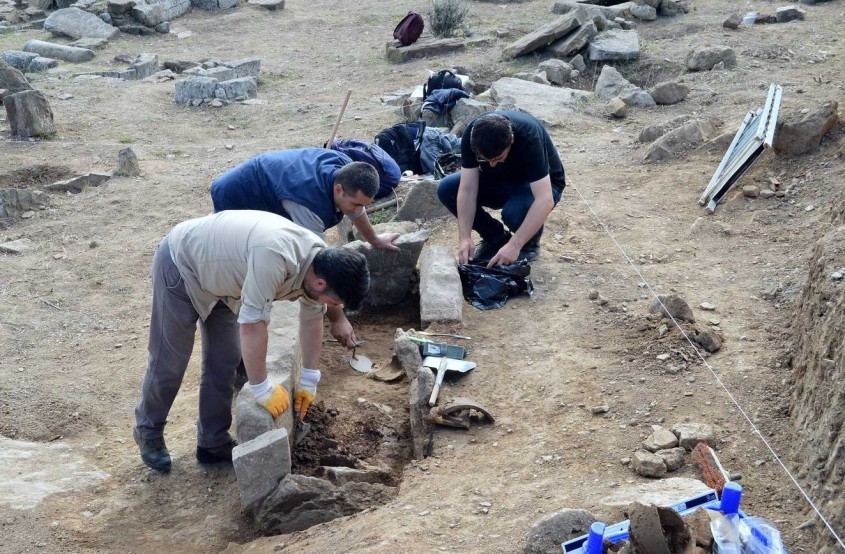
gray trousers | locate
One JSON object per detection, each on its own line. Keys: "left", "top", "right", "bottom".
{"left": 134, "top": 237, "right": 241, "bottom": 448}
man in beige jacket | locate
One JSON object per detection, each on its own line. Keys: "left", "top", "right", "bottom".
{"left": 133, "top": 210, "right": 369, "bottom": 472}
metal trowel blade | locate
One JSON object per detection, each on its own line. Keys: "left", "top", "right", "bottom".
{"left": 294, "top": 419, "right": 310, "bottom": 445}
{"left": 350, "top": 354, "right": 374, "bottom": 373}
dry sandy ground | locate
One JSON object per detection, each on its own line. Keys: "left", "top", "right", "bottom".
{"left": 1, "top": 0, "right": 844, "bottom": 552}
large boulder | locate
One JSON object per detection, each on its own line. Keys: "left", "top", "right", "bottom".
{"left": 594, "top": 65, "right": 654, "bottom": 107}
{"left": 538, "top": 59, "right": 574, "bottom": 85}
{"left": 254, "top": 474, "right": 396, "bottom": 535}
{"left": 490, "top": 77, "right": 592, "bottom": 126}
{"left": 685, "top": 46, "right": 736, "bottom": 71}
{"left": 524, "top": 508, "right": 598, "bottom": 554}
{"left": 773, "top": 101, "right": 839, "bottom": 155}
{"left": 44, "top": 7, "right": 119, "bottom": 40}
{"left": 4, "top": 90, "right": 56, "bottom": 138}
{"left": 393, "top": 180, "right": 451, "bottom": 222}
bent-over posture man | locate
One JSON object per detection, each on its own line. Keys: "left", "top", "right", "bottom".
{"left": 436, "top": 111, "right": 566, "bottom": 266}
{"left": 133, "top": 210, "right": 369, "bottom": 472}
{"left": 211, "top": 148, "right": 397, "bottom": 348}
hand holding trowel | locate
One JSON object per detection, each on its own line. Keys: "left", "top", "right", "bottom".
{"left": 423, "top": 356, "right": 476, "bottom": 406}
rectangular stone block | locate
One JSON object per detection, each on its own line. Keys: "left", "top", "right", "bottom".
{"left": 174, "top": 76, "right": 218, "bottom": 104}
{"left": 132, "top": 3, "right": 163, "bottom": 25}
{"left": 235, "top": 300, "right": 299, "bottom": 443}
{"left": 151, "top": 0, "right": 190, "bottom": 15}
{"left": 385, "top": 37, "right": 466, "bottom": 64}
{"left": 129, "top": 53, "right": 159, "bottom": 79}
{"left": 502, "top": 9, "right": 585, "bottom": 59}
{"left": 201, "top": 65, "right": 237, "bottom": 81}
{"left": 419, "top": 246, "right": 463, "bottom": 327}
{"left": 232, "top": 428, "right": 291, "bottom": 512}
{"left": 215, "top": 76, "right": 257, "bottom": 101}
{"left": 224, "top": 57, "right": 260, "bottom": 78}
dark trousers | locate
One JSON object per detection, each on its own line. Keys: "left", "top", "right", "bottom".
{"left": 436, "top": 171, "right": 561, "bottom": 247}
{"left": 134, "top": 238, "right": 241, "bottom": 449}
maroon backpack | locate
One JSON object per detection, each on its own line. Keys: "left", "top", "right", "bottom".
{"left": 393, "top": 11, "right": 424, "bottom": 46}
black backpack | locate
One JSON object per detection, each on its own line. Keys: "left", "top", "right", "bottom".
{"left": 423, "top": 69, "right": 463, "bottom": 100}
{"left": 374, "top": 121, "right": 426, "bottom": 175}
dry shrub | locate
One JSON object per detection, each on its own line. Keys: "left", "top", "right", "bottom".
{"left": 427, "top": 0, "right": 469, "bottom": 38}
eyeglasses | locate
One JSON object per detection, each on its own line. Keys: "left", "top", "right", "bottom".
{"left": 476, "top": 151, "right": 508, "bottom": 164}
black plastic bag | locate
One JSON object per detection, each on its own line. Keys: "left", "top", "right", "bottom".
{"left": 458, "top": 260, "right": 533, "bottom": 310}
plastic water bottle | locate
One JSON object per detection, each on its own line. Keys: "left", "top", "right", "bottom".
{"left": 711, "top": 513, "right": 743, "bottom": 554}
{"left": 742, "top": 11, "right": 757, "bottom": 25}
{"left": 584, "top": 522, "right": 605, "bottom": 554}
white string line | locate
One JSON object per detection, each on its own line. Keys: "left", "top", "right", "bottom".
{"left": 568, "top": 177, "right": 845, "bottom": 550}
{"left": 3, "top": 102, "right": 403, "bottom": 150}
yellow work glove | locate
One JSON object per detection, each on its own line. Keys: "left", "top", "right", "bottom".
{"left": 248, "top": 378, "right": 290, "bottom": 418}
{"left": 295, "top": 368, "right": 321, "bottom": 419}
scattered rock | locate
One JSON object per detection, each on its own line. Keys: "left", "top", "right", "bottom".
{"left": 649, "top": 294, "right": 695, "bottom": 322}
{"left": 685, "top": 46, "right": 736, "bottom": 71}
{"left": 607, "top": 97, "right": 627, "bottom": 118}
{"left": 671, "top": 422, "right": 715, "bottom": 450}
{"left": 649, "top": 81, "right": 690, "bottom": 105}
{"left": 742, "top": 185, "right": 759, "bottom": 198}
{"left": 502, "top": 7, "right": 587, "bottom": 59}
{"left": 317, "top": 465, "right": 392, "bottom": 487}
{"left": 232, "top": 428, "right": 291, "bottom": 513}
{"left": 691, "top": 327, "right": 722, "bottom": 353}
{"left": 0, "top": 59, "right": 33, "bottom": 96}
{"left": 773, "top": 100, "right": 839, "bottom": 156}
{"left": 538, "top": 59, "right": 573, "bottom": 85}
{"left": 776, "top": 6, "right": 805, "bottom": 22}
{"left": 4, "top": 89, "right": 56, "bottom": 138}
{"left": 630, "top": 3, "right": 656, "bottom": 21}
{"left": 723, "top": 13, "right": 742, "bottom": 29}
{"left": 632, "top": 449, "right": 667, "bottom": 478}
{"left": 594, "top": 65, "right": 654, "bottom": 107}
{"left": 524, "top": 508, "right": 598, "bottom": 554}
{"left": 643, "top": 427, "right": 679, "bottom": 452}
{"left": 590, "top": 404, "right": 610, "bottom": 414}
{"left": 657, "top": 448, "right": 686, "bottom": 472}
{"left": 639, "top": 115, "right": 691, "bottom": 143}
{"left": 0, "top": 237, "right": 36, "bottom": 254}
{"left": 546, "top": 20, "right": 597, "bottom": 59}
{"left": 0, "top": 189, "right": 50, "bottom": 222}
{"left": 115, "top": 147, "right": 140, "bottom": 176}
{"left": 248, "top": 0, "right": 285, "bottom": 10}
{"left": 569, "top": 54, "right": 586, "bottom": 72}
{"left": 628, "top": 502, "right": 694, "bottom": 553}
{"left": 42, "top": 172, "right": 111, "bottom": 193}
{"left": 588, "top": 29, "right": 640, "bottom": 61}
{"left": 449, "top": 97, "right": 493, "bottom": 129}
{"left": 644, "top": 119, "right": 716, "bottom": 163}
{"left": 686, "top": 507, "right": 714, "bottom": 547}
{"left": 394, "top": 328, "right": 422, "bottom": 380}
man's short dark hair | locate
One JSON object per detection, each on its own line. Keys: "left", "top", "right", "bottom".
{"left": 335, "top": 162, "right": 379, "bottom": 199}
{"left": 470, "top": 113, "right": 514, "bottom": 161}
{"left": 312, "top": 247, "right": 370, "bottom": 311}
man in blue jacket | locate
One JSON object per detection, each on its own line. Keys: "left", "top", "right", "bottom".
{"left": 211, "top": 148, "right": 399, "bottom": 251}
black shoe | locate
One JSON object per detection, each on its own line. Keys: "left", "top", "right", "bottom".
{"left": 196, "top": 438, "right": 238, "bottom": 465}
{"left": 234, "top": 363, "right": 248, "bottom": 389}
{"left": 518, "top": 243, "right": 540, "bottom": 262}
{"left": 474, "top": 232, "right": 512, "bottom": 263}
{"left": 133, "top": 427, "right": 171, "bottom": 472}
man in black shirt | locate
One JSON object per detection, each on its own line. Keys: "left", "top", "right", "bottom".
{"left": 436, "top": 111, "right": 566, "bottom": 266}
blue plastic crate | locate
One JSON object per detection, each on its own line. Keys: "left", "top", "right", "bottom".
{"left": 561, "top": 483, "right": 785, "bottom": 554}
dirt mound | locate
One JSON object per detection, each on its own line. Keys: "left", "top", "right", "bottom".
{"left": 790, "top": 187, "right": 845, "bottom": 552}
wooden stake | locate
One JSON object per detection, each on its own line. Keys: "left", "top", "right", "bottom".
{"left": 325, "top": 90, "right": 352, "bottom": 148}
